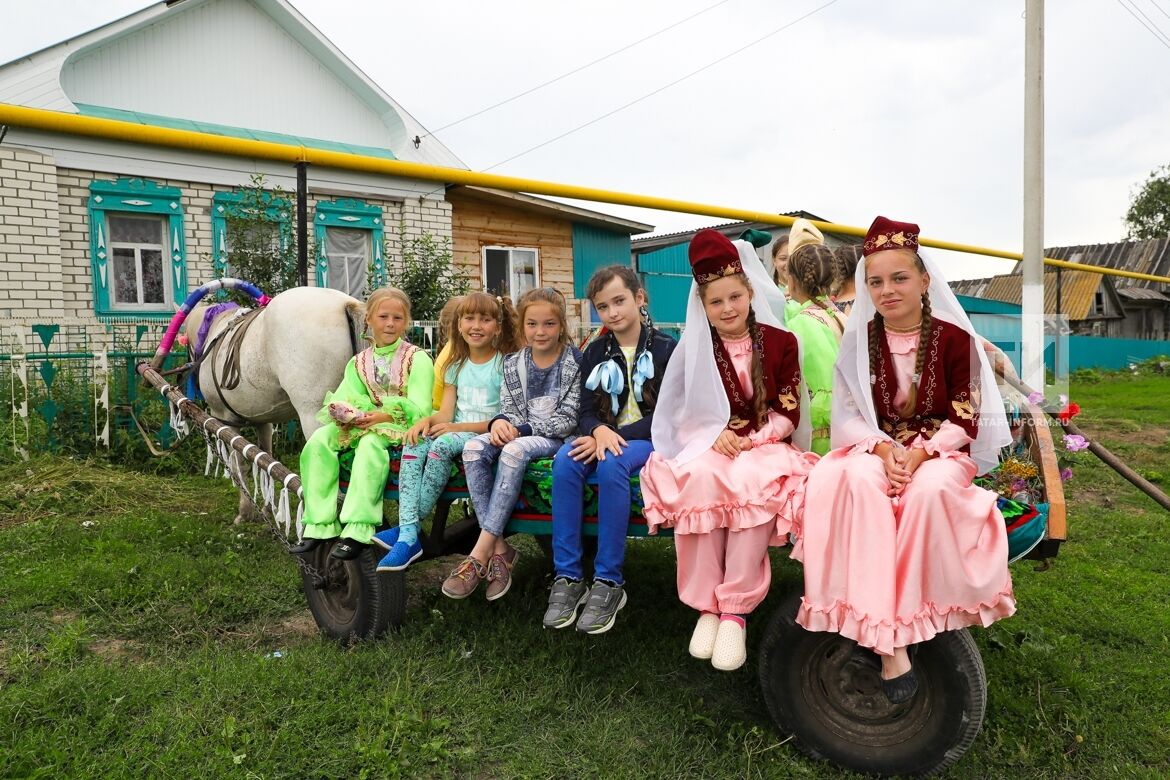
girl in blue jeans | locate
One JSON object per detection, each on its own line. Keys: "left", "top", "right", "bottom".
{"left": 544, "top": 265, "right": 677, "bottom": 634}
{"left": 441, "top": 288, "right": 583, "bottom": 601}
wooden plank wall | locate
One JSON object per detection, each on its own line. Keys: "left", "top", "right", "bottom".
{"left": 447, "top": 191, "right": 576, "bottom": 305}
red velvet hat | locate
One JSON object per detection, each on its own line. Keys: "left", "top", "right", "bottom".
{"left": 688, "top": 229, "right": 743, "bottom": 284}
{"left": 862, "top": 216, "right": 920, "bottom": 257}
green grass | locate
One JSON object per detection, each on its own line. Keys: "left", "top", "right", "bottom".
{"left": 2, "top": 372, "right": 1169, "bottom": 778}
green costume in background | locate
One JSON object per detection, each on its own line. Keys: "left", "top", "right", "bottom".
{"left": 785, "top": 298, "right": 845, "bottom": 455}
{"left": 300, "top": 339, "right": 435, "bottom": 543}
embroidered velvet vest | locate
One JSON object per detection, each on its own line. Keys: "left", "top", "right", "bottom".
{"left": 868, "top": 318, "right": 980, "bottom": 446}
{"left": 709, "top": 323, "right": 801, "bottom": 436}
{"left": 354, "top": 341, "right": 421, "bottom": 407}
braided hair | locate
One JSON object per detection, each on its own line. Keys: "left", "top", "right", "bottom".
{"left": 745, "top": 307, "right": 770, "bottom": 427}
{"left": 788, "top": 244, "right": 837, "bottom": 315}
{"left": 831, "top": 244, "right": 863, "bottom": 298}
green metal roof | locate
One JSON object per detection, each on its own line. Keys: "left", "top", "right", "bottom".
{"left": 74, "top": 103, "right": 397, "bottom": 160}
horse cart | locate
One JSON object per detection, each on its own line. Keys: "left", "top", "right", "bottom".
{"left": 137, "top": 281, "right": 1067, "bottom": 778}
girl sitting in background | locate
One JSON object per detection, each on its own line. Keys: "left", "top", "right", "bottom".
{"left": 442, "top": 288, "right": 583, "bottom": 601}
{"left": 784, "top": 243, "right": 847, "bottom": 455}
{"left": 431, "top": 295, "right": 466, "bottom": 412}
{"left": 831, "top": 243, "right": 862, "bottom": 317}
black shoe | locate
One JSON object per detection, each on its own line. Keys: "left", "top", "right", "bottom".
{"left": 289, "top": 537, "right": 326, "bottom": 555}
{"left": 881, "top": 667, "right": 919, "bottom": 704}
{"left": 330, "top": 540, "right": 366, "bottom": 560}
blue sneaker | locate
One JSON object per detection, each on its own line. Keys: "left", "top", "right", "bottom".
{"left": 372, "top": 526, "right": 401, "bottom": 551}
{"left": 376, "top": 539, "right": 424, "bottom": 572}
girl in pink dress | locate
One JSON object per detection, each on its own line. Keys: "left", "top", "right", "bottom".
{"left": 642, "top": 229, "right": 817, "bottom": 672}
{"left": 795, "top": 216, "right": 1016, "bottom": 704}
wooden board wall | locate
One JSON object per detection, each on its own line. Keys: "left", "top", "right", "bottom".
{"left": 447, "top": 191, "right": 576, "bottom": 304}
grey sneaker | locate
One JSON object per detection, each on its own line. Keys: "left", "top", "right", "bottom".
{"left": 575, "top": 580, "right": 627, "bottom": 635}
{"left": 543, "top": 577, "right": 588, "bottom": 629}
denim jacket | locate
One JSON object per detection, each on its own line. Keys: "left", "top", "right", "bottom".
{"left": 489, "top": 345, "right": 583, "bottom": 439}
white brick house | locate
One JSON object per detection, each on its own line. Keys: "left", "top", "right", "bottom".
{"left": 0, "top": 0, "right": 465, "bottom": 323}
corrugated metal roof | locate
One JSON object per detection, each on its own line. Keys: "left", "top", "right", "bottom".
{"left": 1116, "top": 286, "right": 1170, "bottom": 302}
{"left": 1023, "top": 238, "right": 1170, "bottom": 289}
{"left": 631, "top": 212, "right": 832, "bottom": 248}
{"left": 949, "top": 270, "right": 1107, "bottom": 319}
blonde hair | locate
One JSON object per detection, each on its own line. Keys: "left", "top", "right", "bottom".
{"left": 364, "top": 287, "right": 412, "bottom": 341}
{"left": 517, "top": 287, "right": 570, "bottom": 348}
{"left": 437, "top": 295, "right": 466, "bottom": 352}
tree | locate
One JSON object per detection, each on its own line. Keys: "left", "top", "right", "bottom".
{"left": 221, "top": 174, "right": 304, "bottom": 303}
{"left": 385, "top": 226, "right": 469, "bottom": 321}
{"left": 1125, "top": 164, "right": 1170, "bottom": 240}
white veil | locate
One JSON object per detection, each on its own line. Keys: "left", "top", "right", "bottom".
{"left": 652, "top": 239, "right": 812, "bottom": 464}
{"left": 831, "top": 249, "right": 1010, "bottom": 474}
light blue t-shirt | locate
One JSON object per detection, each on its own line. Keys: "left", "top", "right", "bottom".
{"left": 444, "top": 355, "right": 504, "bottom": 423}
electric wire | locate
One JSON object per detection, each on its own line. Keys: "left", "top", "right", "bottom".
{"left": 423, "top": 0, "right": 735, "bottom": 138}
{"left": 480, "top": 0, "right": 841, "bottom": 172}
{"left": 1116, "top": 0, "right": 1170, "bottom": 48}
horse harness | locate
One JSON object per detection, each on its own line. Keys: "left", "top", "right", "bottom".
{"left": 195, "top": 307, "right": 266, "bottom": 425}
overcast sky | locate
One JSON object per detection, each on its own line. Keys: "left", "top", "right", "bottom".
{"left": 3, "top": 0, "right": 1170, "bottom": 280}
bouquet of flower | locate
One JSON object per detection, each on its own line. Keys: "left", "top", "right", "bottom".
{"left": 1026, "top": 391, "right": 1089, "bottom": 482}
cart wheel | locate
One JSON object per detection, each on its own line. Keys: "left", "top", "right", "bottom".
{"left": 758, "top": 590, "right": 986, "bottom": 778}
{"left": 299, "top": 542, "right": 406, "bottom": 642}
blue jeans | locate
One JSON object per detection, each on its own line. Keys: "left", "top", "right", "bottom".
{"left": 551, "top": 439, "right": 654, "bottom": 586}
{"left": 463, "top": 433, "right": 563, "bottom": 536}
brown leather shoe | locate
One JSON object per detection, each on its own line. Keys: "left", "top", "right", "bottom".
{"left": 441, "top": 556, "right": 487, "bottom": 600}
{"left": 485, "top": 546, "right": 520, "bottom": 601}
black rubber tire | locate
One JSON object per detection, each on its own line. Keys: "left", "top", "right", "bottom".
{"left": 758, "top": 589, "right": 987, "bottom": 778}
{"left": 298, "top": 542, "right": 406, "bottom": 642}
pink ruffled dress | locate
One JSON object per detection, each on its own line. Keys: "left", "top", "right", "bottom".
{"left": 641, "top": 334, "right": 818, "bottom": 614}
{"left": 794, "top": 331, "right": 1016, "bottom": 655}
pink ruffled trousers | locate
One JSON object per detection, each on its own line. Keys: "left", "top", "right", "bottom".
{"left": 794, "top": 448, "right": 1016, "bottom": 656}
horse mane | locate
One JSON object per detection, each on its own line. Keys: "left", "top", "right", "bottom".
{"left": 343, "top": 298, "right": 364, "bottom": 357}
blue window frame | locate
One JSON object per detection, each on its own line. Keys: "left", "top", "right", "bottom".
{"left": 316, "top": 198, "right": 384, "bottom": 297}
{"left": 211, "top": 190, "right": 292, "bottom": 280}
{"left": 88, "top": 178, "right": 186, "bottom": 319}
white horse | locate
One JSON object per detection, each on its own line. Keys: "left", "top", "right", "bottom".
{"left": 185, "top": 286, "right": 365, "bottom": 523}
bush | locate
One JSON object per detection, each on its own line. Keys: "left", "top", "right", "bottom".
{"left": 385, "top": 226, "right": 469, "bottom": 321}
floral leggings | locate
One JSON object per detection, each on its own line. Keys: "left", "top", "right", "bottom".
{"left": 462, "top": 433, "right": 563, "bottom": 536}
{"left": 397, "top": 431, "right": 476, "bottom": 529}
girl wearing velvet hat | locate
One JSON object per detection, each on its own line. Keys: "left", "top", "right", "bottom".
{"left": 641, "top": 229, "right": 817, "bottom": 672}
{"left": 794, "top": 216, "right": 1016, "bottom": 704}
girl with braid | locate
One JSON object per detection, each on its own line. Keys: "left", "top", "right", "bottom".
{"left": 830, "top": 243, "right": 862, "bottom": 316}
{"left": 796, "top": 216, "right": 1015, "bottom": 705}
{"left": 785, "top": 244, "right": 848, "bottom": 455}
{"left": 642, "top": 230, "right": 816, "bottom": 671}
